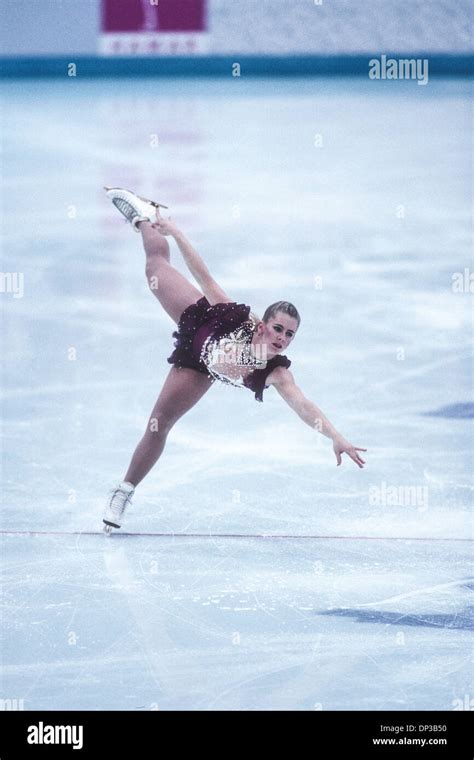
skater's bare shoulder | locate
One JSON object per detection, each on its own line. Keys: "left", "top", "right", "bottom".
{"left": 265, "top": 365, "right": 295, "bottom": 389}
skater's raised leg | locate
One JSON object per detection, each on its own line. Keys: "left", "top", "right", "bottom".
{"left": 104, "top": 186, "right": 204, "bottom": 324}
{"left": 139, "top": 221, "right": 204, "bottom": 325}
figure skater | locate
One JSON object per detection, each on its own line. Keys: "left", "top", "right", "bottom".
{"left": 102, "top": 188, "right": 367, "bottom": 534}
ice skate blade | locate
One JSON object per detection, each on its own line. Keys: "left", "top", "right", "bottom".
{"left": 103, "top": 523, "right": 116, "bottom": 536}
{"left": 136, "top": 193, "right": 169, "bottom": 210}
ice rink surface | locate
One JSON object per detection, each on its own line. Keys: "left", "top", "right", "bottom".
{"left": 1, "top": 76, "right": 472, "bottom": 710}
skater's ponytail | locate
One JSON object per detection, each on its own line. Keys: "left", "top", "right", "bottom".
{"left": 262, "top": 301, "right": 301, "bottom": 328}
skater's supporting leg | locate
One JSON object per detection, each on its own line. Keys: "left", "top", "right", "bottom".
{"left": 139, "top": 221, "right": 203, "bottom": 325}
{"left": 124, "top": 366, "right": 214, "bottom": 486}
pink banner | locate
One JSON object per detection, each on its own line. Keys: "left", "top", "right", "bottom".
{"left": 102, "top": 0, "right": 206, "bottom": 33}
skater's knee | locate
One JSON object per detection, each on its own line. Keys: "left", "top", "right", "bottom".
{"left": 143, "top": 233, "right": 170, "bottom": 261}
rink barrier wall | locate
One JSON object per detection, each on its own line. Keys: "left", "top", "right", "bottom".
{"left": 0, "top": 54, "right": 472, "bottom": 78}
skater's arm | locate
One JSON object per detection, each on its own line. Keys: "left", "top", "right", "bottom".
{"left": 152, "top": 215, "right": 233, "bottom": 305}
{"left": 173, "top": 230, "right": 232, "bottom": 305}
{"left": 267, "top": 367, "right": 367, "bottom": 468}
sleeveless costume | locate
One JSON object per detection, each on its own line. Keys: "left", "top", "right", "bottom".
{"left": 167, "top": 297, "right": 291, "bottom": 402}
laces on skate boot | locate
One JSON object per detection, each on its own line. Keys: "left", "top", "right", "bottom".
{"left": 112, "top": 198, "right": 138, "bottom": 223}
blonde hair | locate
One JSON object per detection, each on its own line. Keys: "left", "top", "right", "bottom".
{"left": 262, "top": 301, "right": 300, "bottom": 328}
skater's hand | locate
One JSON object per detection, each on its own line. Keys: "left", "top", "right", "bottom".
{"left": 152, "top": 209, "right": 179, "bottom": 237}
{"left": 333, "top": 437, "right": 367, "bottom": 468}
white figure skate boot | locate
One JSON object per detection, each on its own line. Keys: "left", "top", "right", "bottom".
{"left": 103, "top": 481, "right": 135, "bottom": 535}
{"left": 104, "top": 186, "right": 168, "bottom": 232}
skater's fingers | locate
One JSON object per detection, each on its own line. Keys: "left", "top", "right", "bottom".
{"left": 335, "top": 451, "right": 342, "bottom": 466}
{"left": 349, "top": 450, "right": 364, "bottom": 468}
{"left": 355, "top": 447, "right": 367, "bottom": 452}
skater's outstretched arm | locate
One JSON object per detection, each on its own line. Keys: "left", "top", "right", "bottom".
{"left": 266, "top": 367, "right": 367, "bottom": 468}
{"left": 152, "top": 211, "right": 233, "bottom": 306}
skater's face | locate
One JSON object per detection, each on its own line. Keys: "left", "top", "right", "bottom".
{"left": 257, "top": 310, "right": 298, "bottom": 357}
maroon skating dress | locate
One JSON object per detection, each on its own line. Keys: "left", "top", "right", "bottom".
{"left": 167, "top": 296, "right": 291, "bottom": 402}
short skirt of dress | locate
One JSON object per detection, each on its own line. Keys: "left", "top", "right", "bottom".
{"left": 166, "top": 296, "right": 251, "bottom": 375}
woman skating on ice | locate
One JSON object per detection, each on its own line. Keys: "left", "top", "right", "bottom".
{"left": 102, "top": 188, "right": 367, "bottom": 534}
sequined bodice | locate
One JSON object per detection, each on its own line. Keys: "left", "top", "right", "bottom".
{"left": 199, "top": 319, "right": 267, "bottom": 389}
